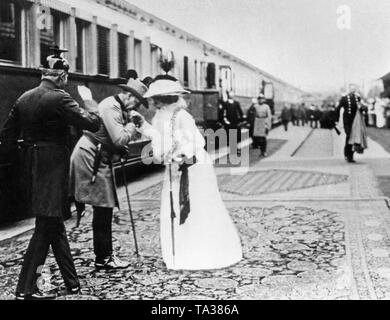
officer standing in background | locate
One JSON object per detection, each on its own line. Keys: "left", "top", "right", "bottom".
{"left": 0, "top": 47, "right": 101, "bottom": 299}
{"left": 253, "top": 94, "right": 272, "bottom": 157}
{"left": 298, "top": 103, "right": 307, "bottom": 126}
{"left": 246, "top": 98, "right": 257, "bottom": 145}
{"left": 280, "top": 104, "right": 292, "bottom": 131}
{"left": 222, "top": 91, "right": 244, "bottom": 154}
{"left": 337, "top": 85, "right": 361, "bottom": 163}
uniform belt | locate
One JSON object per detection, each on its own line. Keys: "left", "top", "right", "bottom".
{"left": 84, "top": 133, "right": 123, "bottom": 158}
{"left": 84, "top": 134, "right": 114, "bottom": 153}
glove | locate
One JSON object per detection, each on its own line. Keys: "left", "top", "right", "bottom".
{"left": 77, "top": 85, "right": 93, "bottom": 101}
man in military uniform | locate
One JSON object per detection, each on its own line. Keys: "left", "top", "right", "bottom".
{"left": 337, "top": 85, "right": 361, "bottom": 163}
{"left": 246, "top": 98, "right": 258, "bottom": 144}
{"left": 222, "top": 91, "right": 244, "bottom": 154}
{"left": 70, "top": 71, "right": 149, "bottom": 270}
{"left": 0, "top": 47, "right": 101, "bottom": 299}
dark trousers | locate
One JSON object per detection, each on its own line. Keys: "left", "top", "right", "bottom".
{"left": 282, "top": 120, "right": 289, "bottom": 131}
{"left": 16, "top": 216, "right": 79, "bottom": 295}
{"left": 253, "top": 137, "right": 267, "bottom": 154}
{"left": 344, "top": 125, "right": 354, "bottom": 160}
{"left": 249, "top": 125, "right": 254, "bottom": 139}
{"left": 259, "top": 137, "right": 267, "bottom": 154}
{"left": 92, "top": 206, "right": 113, "bottom": 262}
{"left": 310, "top": 120, "right": 318, "bottom": 128}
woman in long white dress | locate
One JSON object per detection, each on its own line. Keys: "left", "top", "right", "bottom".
{"left": 132, "top": 75, "right": 242, "bottom": 270}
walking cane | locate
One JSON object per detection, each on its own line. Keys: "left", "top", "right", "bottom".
{"left": 120, "top": 159, "right": 140, "bottom": 257}
{"left": 169, "top": 163, "right": 176, "bottom": 266}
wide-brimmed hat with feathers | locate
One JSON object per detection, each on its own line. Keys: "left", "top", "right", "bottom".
{"left": 143, "top": 74, "right": 190, "bottom": 98}
{"left": 40, "top": 45, "right": 70, "bottom": 76}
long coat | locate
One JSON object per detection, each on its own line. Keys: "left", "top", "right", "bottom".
{"left": 253, "top": 103, "right": 272, "bottom": 137}
{"left": 222, "top": 100, "right": 243, "bottom": 128}
{"left": 246, "top": 104, "right": 257, "bottom": 137}
{"left": 70, "top": 95, "right": 138, "bottom": 208}
{"left": 281, "top": 107, "right": 292, "bottom": 122}
{"left": 0, "top": 80, "right": 100, "bottom": 218}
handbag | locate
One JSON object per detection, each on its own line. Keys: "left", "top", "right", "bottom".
{"left": 178, "top": 155, "right": 197, "bottom": 225}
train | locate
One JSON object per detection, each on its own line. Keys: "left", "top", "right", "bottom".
{"left": 0, "top": 0, "right": 305, "bottom": 223}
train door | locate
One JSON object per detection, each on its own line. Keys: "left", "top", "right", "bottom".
{"left": 219, "top": 65, "right": 233, "bottom": 102}
{"left": 262, "top": 80, "right": 275, "bottom": 115}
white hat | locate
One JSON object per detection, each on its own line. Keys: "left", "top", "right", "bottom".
{"left": 143, "top": 75, "right": 190, "bottom": 98}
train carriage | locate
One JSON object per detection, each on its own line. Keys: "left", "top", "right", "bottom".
{"left": 0, "top": 0, "right": 305, "bottom": 223}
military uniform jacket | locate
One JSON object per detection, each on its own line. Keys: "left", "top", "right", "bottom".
{"left": 246, "top": 105, "right": 257, "bottom": 126}
{"left": 338, "top": 93, "right": 361, "bottom": 129}
{"left": 70, "top": 95, "right": 138, "bottom": 208}
{"left": 281, "top": 107, "right": 292, "bottom": 121}
{"left": 223, "top": 100, "right": 243, "bottom": 127}
{"left": 253, "top": 103, "right": 272, "bottom": 137}
{"left": 0, "top": 80, "right": 100, "bottom": 218}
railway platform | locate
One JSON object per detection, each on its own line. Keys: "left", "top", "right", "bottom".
{"left": 2, "top": 125, "right": 390, "bottom": 300}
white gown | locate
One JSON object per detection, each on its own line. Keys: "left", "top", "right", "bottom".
{"left": 139, "top": 99, "right": 242, "bottom": 270}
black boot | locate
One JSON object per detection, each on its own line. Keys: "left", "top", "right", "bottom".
{"left": 18, "top": 290, "right": 57, "bottom": 300}
{"left": 95, "top": 255, "right": 129, "bottom": 270}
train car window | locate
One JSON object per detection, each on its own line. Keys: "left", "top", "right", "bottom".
{"left": 150, "top": 45, "right": 161, "bottom": 77}
{"left": 75, "top": 19, "right": 88, "bottom": 73}
{"left": 97, "top": 25, "right": 110, "bottom": 75}
{"left": 0, "top": 0, "right": 22, "bottom": 64}
{"left": 206, "top": 63, "right": 216, "bottom": 89}
{"left": 40, "top": 9, "right": 65, "bottom": 67}
{"left": 200, "top": 62, "right": 207, "bottom": 89}
{"left": 194, "top": 60, "right": 198, "bottom": 89}
{"left": 183, "top": 56, "right": 189, "bottom": 88}
{"left": 118, "top": 32, "right": 128, "bottom": 78}
{"left": 134, "top": 39, "right": 142, "bottom": 75}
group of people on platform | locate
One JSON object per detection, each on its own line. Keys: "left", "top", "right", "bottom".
{"left": 0, "top": 48, "right": 243, "bottom": 300}
{"left": 217, "top": 85, "right": 370, "bottom": 164}
{"left": 365, "top": 97, "right": 390, "bottom": 129}
{"left": 278, "top": 103, "right": 339, "bottom": 131}
{"left": 217, "top": 93, "right": 273, "bottom": 157}
{"left": 217, "top": 94, "right": 341, "bottom": 158}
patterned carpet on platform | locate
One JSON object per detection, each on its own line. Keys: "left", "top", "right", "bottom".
{"left": 2, "top": 199, "right": 390, "bottom": 299}
{"left": 132, "top": 170, "right": 348, "bottom": 199}
{"left": 0, "top": 203, "right": 355, "bottom": 300}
